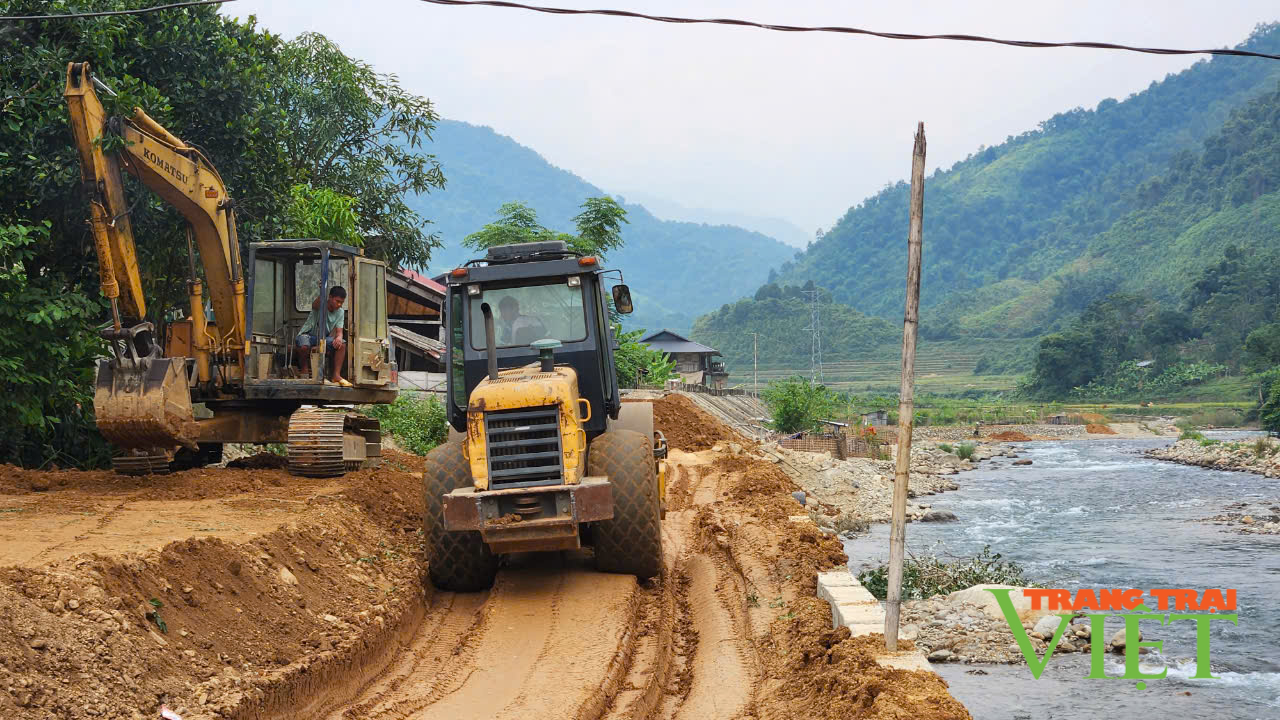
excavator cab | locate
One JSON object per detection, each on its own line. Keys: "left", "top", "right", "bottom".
{"left": 422, "top": 240, "right": 667, "bottom": 592}
{"left": 242, "top": 240, "right": 392, "bottom": 388}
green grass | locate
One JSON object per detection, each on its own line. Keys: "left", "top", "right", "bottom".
{"left": 361, "top": 394, "right": 448, "bottom": 456}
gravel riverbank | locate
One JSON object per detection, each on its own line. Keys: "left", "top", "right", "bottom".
{"left": 768, "top": 441, "right": 1016, "bottom": 526}
{"left": 1146, "top": 436, "right": 1280, "bottom": 477}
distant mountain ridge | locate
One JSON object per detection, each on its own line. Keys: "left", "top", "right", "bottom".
{"left": 772, "top": 23, "right": 1280, "bottom": 341}
{"left": 408, "top": 119, "right": 794, "bottom": 332}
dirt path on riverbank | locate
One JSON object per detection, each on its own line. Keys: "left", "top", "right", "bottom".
{"left": 0, "top": 395, "right": 969, "bottom": 720}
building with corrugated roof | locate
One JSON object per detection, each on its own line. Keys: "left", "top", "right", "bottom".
{"left": 640, "top": 329, "right": 729, "bottom": 388}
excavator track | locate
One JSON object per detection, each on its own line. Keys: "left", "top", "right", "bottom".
{"left": 111, "top": 450, "right": 171, "bottom": 476}
{"left": 287, "top": 411, "right": 382, "bottom": 477}
{"left": 287, "top": 410, "right": 347, "bottom": 477}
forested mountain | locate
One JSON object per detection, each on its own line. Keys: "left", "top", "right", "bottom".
{"left": 408, "top": 120, "right": 794, "bottom": 332}
{"left": 690, "top": 283, "right": 899, "bottom": 369}
{"left": 772, "top": 24, "right": 1280, "bottom": 340}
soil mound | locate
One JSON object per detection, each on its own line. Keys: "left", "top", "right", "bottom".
{"left": 1086, "top": 423, "right": 1117, "bottom": 434}
{"left": 651, "top": 394, "right": 737, "bottom": 451}
{"left": 989, "top": 430, "right": 1032, "bottom": 442}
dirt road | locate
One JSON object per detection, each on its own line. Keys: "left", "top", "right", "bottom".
{"left": 0, "top": 396, "right": 969, "bottom": 720}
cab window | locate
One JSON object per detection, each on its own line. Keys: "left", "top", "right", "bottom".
{"left": 469, "top": 282, "right": 586, "bottom": 349}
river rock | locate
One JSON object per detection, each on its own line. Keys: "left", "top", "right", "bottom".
{"left": 1032, "top": 615, "right": 1064, "bottom": 637}
{"left": 921, "top": 510, "right": 958, "bottom": 522}
{"left": 1012, "top": 459, "right": 1033, "bottom": 466}
{"left": 1110, "top": 627, "right": 1140, "bottom": 652}
{"left": 943, "top": 585, "right": 1050, "bottom": 623}
{"left": 927, "top": 649, "right": 953, "bottom": 662}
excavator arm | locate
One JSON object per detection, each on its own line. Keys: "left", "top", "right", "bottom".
{"left": 65, "top": 61, "right": 246, "bottom": 358}
{"left": 65, "top": 61, "right": 248, "bottom": 457}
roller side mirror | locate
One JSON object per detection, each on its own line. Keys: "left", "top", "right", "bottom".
{"left": 611, "top": 284, "right": 634, "bottom": 314}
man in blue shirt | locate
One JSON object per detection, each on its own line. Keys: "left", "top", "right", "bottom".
{"left": 296, "top": 286, "right": 351, "bottom": 386}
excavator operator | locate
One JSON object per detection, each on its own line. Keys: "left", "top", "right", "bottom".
{"left": 296, "top": 286, "right": 352, "bottom": 386}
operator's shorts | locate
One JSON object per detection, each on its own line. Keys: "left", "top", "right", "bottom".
{"left": 295, "top": 333, "right": 335, "bottom": 350}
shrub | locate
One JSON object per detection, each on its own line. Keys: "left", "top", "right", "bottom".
{"left": 1198, "top": 437, "right": 1220, "bottom": 447}
{"left": 858, "top": 545, "right": 1035, "bottom": 601}
{"left": 361, "top": 394, "right": 448, "bottom": 455}
{"left": 1253, "top": 437, "right": 1272, "bottom": 458}
{"left": 762, "top": 376, "right": 836, "bottom": 434}
{"left": 937, "top": 443, "right": 955, "bottom": 454}
{"left": 956, "top": 442, "right": 977, "bottom": 460}
{"left": 1179, "top": 429, "right": 1206, "bottom": 442}
{"left": 614, "top": 328, "right": 677, "bottom": 388}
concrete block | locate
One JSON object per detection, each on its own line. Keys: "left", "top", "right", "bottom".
{"left": 825, "top": 585, "right": 877, "bottom": 606}
{"left": 833, "top": 602, "right": 884, "bottom": 628}
{"left": 816, "top": 571, "right": 862, "bottom": 604}
{"left": 875, "top": 651, "right": 936, "bottom": 673}
{"left": 844, "top": 622, "right": 885, "bottom": 637}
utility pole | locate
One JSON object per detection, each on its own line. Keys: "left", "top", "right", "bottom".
{"left": 752, "top": 332, "right": 759, "bottom": 397}
{"left": 885, "top": 122, "right": 926, "bottom": 652}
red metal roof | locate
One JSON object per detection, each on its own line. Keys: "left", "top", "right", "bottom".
{"left": 398, "top": 268, "right": 447, "bottom": 295}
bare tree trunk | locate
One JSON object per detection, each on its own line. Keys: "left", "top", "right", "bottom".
{"left": 885, "top": 122, "right": 926, "bottom": 651}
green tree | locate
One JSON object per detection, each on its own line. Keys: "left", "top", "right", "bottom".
{"left": 283, "top": 184, "right": 362, "bottom": 246}
{"left": 571, "top": 197, "right": 628, "bottom": 257}
{"left": 463, "top": 197, "right": 627, "bottom": 257}
{"left": 0, "top": 3, "right": 447, "bottom": 466}
{"left": 1244, "top": 322, "right": 1280, "bottom": 368}
{"left": 276, "top": 32, "right": 446, "bottom": 269}
{"left": 761, "top": 377, "right": 836, "bottom": 433}
{"left": 1260, "top": 373, "right": 1280, "bottom": 434}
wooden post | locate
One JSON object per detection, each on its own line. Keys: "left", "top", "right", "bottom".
{"left": 885, "top": 122, "right": 926, "bottom": 652}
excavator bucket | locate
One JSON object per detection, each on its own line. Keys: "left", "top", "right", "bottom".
{"left": 93, "top": 324, "right": 198, "bottom": 459}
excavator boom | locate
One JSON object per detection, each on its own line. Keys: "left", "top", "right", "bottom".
{"left": 64, "top": 62, "right": 248, "bottom": 456}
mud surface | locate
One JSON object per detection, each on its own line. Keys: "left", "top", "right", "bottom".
{"left": 0, "top": 398, "right": 969, "bottom": 719}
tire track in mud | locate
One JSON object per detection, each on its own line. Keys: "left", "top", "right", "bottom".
{"left": 662, "top": 454, "right": 759, "bottom": 720}
{"left": 316, "top": 557, "right": 641, "bottom": 720}
{"left": 317, "top": 590, "right": 489, "bottom": 720}
{"left": 308, "top": 450, "right": 766, "bottom": 720}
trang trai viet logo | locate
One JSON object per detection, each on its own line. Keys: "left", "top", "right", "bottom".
{"left": 986, "top": 587, "right": 1238, "bottom": 687}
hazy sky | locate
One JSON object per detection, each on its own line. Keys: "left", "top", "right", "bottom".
{"left": 227, "top": 0, "right": 1278, "bottom": 234}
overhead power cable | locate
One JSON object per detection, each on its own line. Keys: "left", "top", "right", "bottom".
{"left": 0, "top": 0, "right": 233, "bottom": 22}
{"left": 417, "top": 0, "right": 1280, "bottom": 61}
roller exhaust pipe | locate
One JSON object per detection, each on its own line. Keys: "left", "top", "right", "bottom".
{"left": 480, "top": 302, "right": 499, "bottom": 382}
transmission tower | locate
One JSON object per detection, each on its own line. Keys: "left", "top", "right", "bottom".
{"left": 803, "top": 287, "right": 823, "bottom": 384}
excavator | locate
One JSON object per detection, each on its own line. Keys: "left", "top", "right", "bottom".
{"left": 64, "top": 62, "right": 397, "bottom": 476}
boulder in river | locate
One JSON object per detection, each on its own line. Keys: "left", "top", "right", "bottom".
{"left": 1109, "top": 627, "right": 1141, "bottom": 653}
{"left": 1012, "top": 459, "right": 1034, "bottom": 466}
{"left": 1033, "top": 615, "right": 1065, "bottom": 637}
{"left": 921, "top": 510, "right": 959, "bottom": 522}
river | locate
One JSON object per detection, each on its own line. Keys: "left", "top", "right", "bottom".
{"left": 843, "top": 432, "right": 1280, "bottom": 719}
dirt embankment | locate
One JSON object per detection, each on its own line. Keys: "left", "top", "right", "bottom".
{"left": 0, "top": 453, "right": 428, "bottom": 720}
{"left": 0, "top": 395, "right": 970, "bottom": 720}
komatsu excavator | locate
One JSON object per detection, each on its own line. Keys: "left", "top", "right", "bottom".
{"left": 65, "top": 62, "right": 397, "bottom": 476}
